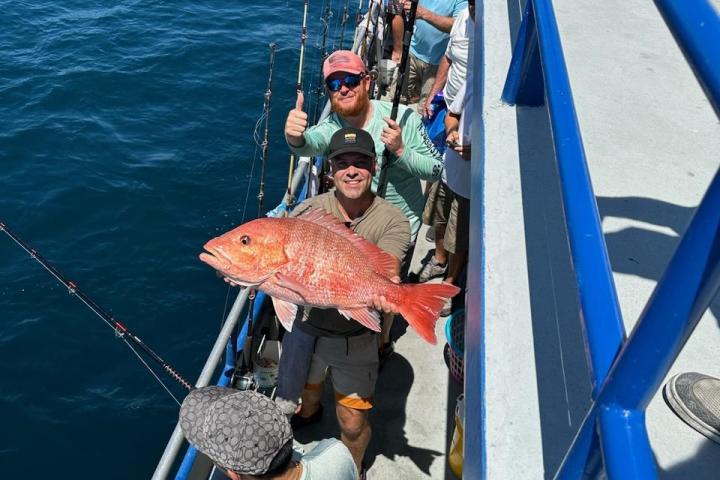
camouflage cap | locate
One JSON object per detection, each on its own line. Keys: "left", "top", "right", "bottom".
{"left": 179, "top": 386, "right": 293, "bottom": 475}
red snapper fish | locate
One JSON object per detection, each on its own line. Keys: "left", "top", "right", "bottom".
{"left": 199, "top": 208, "right": 460, "bottom": 344}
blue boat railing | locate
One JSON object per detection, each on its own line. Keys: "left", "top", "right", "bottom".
{"left": 486, "top": 0, "right": 720, "bottom": 478}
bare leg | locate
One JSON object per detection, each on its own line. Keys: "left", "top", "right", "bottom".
{"left": 298, "top": 384, "right": 324, "bottom": 417}
{"left": 336, "top": 403, "right": 371, "bottom": 472}
{"left": 446, "top": 249, "right": 468, "bottom": 286}
{"left": 391, "top": 15, "right": 403, "bottom": 62}
{"left": 434, "top": 224, "right": 448, "bottom": 264}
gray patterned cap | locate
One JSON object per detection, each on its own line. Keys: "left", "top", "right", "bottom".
{"left": 179, "top": 386, "right": 293, "bottom": 475}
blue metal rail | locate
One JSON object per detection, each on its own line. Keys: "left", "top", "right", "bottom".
{"left": 497, "top": 0, "right": 720, "bottom": 478}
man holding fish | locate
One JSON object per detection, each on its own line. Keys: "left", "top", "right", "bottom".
{"left": 200, "top": 127, "right": 458, "bottom": 478}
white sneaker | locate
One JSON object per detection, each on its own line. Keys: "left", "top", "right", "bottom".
{"left": 418, "top": 256, "right": 447, "bottom": 283}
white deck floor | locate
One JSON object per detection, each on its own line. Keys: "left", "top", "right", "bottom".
{"left": 483, "top": 0, "right": 720, "bottom": 478}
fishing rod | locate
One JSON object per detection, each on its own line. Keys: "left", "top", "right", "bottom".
{"left": 338, "top": 0, "right": 351, "bottom": 50}
{"left": 312, "top": 2, "right": 333, "bottom": 125}
{"left": 0, "top": 221, "right": 194, "bottom": 395}
{"left": 366, "top": 0, "right": 384, "bottom": 98}
{"left": 283, "top": 0, "right": 310, "bottom": 217}
{"left": 359, "top": 0, "right": 376, "bottom": 63}
{"left": 257, "top": 43, "right": 277, "bottom": 218}
{"left": 377, "top": 0, "right": 419, "bottom": 198}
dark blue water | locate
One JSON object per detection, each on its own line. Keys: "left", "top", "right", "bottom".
{"left": 0, "top": 1, "right": 348, "bottom": 476}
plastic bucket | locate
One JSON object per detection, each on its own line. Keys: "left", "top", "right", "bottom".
{"left": 254, "top": 357, "right": 279, "bottom": 388}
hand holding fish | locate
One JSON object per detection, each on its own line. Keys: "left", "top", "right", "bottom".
{"left": 285, "top": 91, "right": 307, "bottom": 147}
{"left": 369, "top": 276, "right": 401, "bottom": 314}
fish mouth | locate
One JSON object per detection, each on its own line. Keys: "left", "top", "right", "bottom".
{"left": 198, "top": 247, "right": 262, "bottom": 288}
{"left": 198, "top": 247, "right": 232, "bottom": 273}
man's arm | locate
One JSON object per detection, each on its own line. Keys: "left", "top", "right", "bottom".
{"left": 404, "top": 0, "right": 454, "bottom": 32}
{"left": 420, "top": 55, "right": 451, "bottom": 117}
{"left": 390, "top": 109, "right": 444, "bottom": 181}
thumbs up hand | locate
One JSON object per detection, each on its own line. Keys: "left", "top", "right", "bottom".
{"left": 285, "top": 91, "right": 308, "bottom": 147}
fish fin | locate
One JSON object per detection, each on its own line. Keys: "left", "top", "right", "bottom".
{"left": 272, "top": 272, "right": 313, "bottom": 303}
{"left": 271, "top": 297, "right": 299, "bottom": 332}
{"left": 338, "top": 308, "right": 381, "bottom": 332}
{"left": 298, "top": 208, "right": 398, "bottom": 277}
{"left": 397, "top": 282, "right": 462, "bottom": 344}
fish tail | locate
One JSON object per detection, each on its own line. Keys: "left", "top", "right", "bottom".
{"left": 397, "top": 282, "right": 461, "bottom": 344}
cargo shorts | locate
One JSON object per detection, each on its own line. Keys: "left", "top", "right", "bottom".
{"left": 305, "top": 332, "right": 379, "bottom": 410}
{"left": 422, "top": 181, "right": 470, "bottom": 254}
{"left": 405, "top": 54, "right": 438, "bottom": 105}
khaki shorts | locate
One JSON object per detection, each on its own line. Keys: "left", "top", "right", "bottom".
{"left": 422, "top": 181, "right": 470, "bottom": 254}
{"left": 404, "top": 54, "right": 438, "bottom": 105}
{"left": 305, "top": 332, "right": 379, "bottom": 410}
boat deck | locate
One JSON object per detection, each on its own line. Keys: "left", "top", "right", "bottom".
{"left": 482, "top": 0, "right": 720, "bottom": 477}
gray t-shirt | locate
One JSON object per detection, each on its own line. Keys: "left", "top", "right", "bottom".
{"left": 295, "top": 439, "right": 358, "bottom": 480}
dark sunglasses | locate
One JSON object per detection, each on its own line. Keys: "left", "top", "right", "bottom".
{"left": 325, "top": 73, "right": 366, "bottom": 92}
{"left": 331, "top": 155, "right": 374, "bottom": 171}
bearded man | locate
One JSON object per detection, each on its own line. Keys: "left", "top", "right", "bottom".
{"left": 284, "top": 50, "right": 443, "bottom": 243}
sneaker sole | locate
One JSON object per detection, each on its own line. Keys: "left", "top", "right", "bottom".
{"left": 663, "top": 374, "right": 720, "bottom": 445}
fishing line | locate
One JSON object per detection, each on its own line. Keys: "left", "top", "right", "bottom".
{"left": 123, "top": 336, "right": 183, "bottom": 406}
{"left": 0, "top": 221, "right": 194, "bottom": 395}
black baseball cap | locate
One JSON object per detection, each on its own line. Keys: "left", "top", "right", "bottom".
{"left": 328, "top": 127, "right": 376, "bottom": 160}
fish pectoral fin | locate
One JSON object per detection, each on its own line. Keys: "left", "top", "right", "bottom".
{"left": 272, "top": 272, "right": 313, "bottom": 303}
{"left": 338, "top": 308, "right": 381, "bottom": 332}
{"left": 271, "top": 297, "right": 299, "bottom": 332}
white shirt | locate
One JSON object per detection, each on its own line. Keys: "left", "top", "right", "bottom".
{"left": 296, "top": 438, "right": 358, "bottom": 480}
{"left": 443, "top": 7, "right": 474, "bottom": 106}
{"left": 442, "top": 80, "right": 472, "bottom": 199}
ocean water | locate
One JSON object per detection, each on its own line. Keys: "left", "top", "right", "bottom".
{"left": 0, "top": 1, "right": 349, "bottom": 477}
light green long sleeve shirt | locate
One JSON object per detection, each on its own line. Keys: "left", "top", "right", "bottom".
{"left": 290, "top": 100, "right": 444, "bottom": 239}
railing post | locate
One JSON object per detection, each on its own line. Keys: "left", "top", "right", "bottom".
{"left": 502, "top": 0, "right": 544, "bottom": 106}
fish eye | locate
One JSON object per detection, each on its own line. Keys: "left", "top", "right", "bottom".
{"left": 240, "top": 235, "right": 250, "bottom": 245}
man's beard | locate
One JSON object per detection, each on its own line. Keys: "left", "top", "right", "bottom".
{"left": 331, "top": 90, "right": 370, "bottom": 117}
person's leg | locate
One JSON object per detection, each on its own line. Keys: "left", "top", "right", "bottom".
{"left": 391, "top": 13, "right": 403, "bottom": 62}
{"left": 337, "top": 403, "right": 371, "bottom": 472}
{"left": 445, "top": 193, "right": 470, "bottom": 285}
{"left": 417, "top": 62, "right": 439, "bottom": 108}
{"left": 327, "top": 333, "right": 379, "bottom": 473}
{"left": 404, "top": 55, "right": 421, "bottom": 103}
{"left": 275, "top": 326, "right": 316, "bottom": 417}
{"left": 420, "top": 182, "right": 451, "bottom": 282}
{"left": 296, "top": 344, "right": 329, "bottom": 418}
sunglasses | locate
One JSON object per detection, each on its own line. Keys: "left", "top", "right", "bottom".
{"left": 325, "top": 73, "right": 366, "bottom": 92}
{"left": 331, "top": 155, "right": 374, "bottom": 171}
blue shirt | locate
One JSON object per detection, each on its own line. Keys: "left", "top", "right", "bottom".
{"left": 410, "top": 0, "right": 468, "bottom": 65}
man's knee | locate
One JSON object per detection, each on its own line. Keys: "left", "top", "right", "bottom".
{"left": 336, "top": 404, "right": 369, "bottom": 439}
